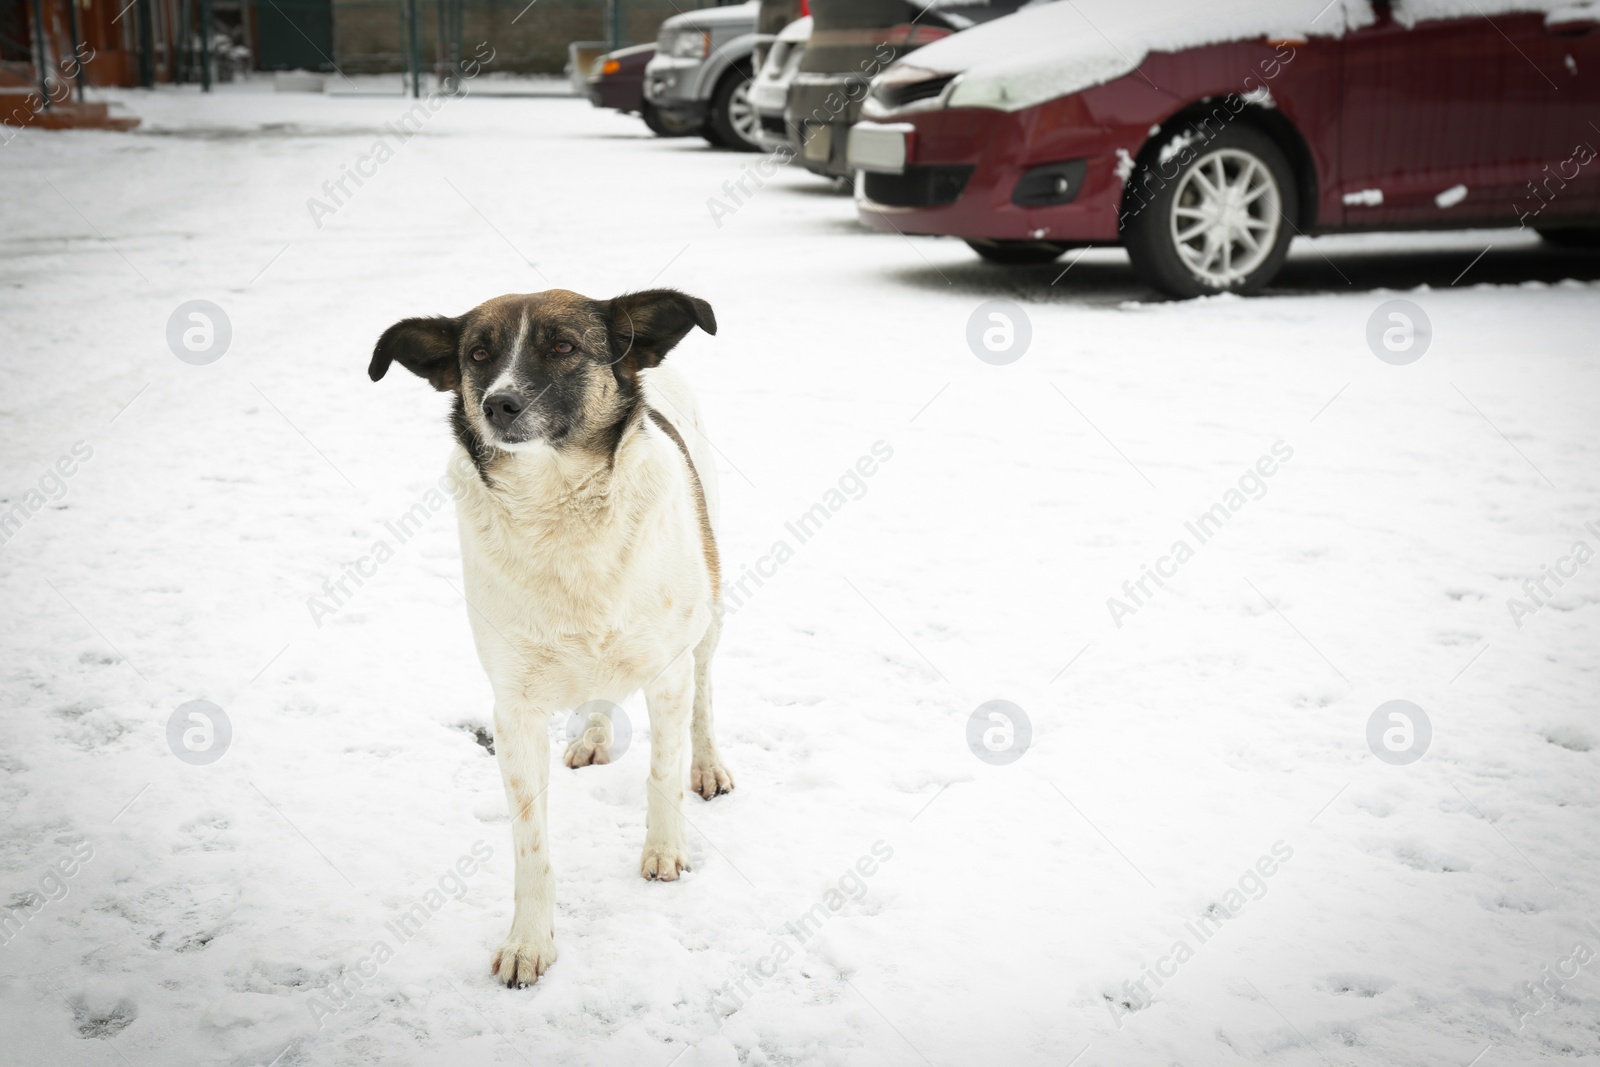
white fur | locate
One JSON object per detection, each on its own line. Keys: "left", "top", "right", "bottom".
{"left": 453, "top": 365, "right": 732, "bottom": 987}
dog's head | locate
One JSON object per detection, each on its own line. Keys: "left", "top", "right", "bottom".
{"left": 369, "top": 288, "right": 716, "bottom": 452}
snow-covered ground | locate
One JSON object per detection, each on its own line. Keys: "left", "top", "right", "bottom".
{"left": 2, "top": 82, "right": 1597, "bottom": 1067}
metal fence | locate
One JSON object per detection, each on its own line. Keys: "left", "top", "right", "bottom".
{"left": 331, "top": 0, "right": 725, "bottom": 75}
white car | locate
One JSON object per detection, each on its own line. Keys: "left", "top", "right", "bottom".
{"left": 751, "top": 15, "right": 811, "bottom": 155}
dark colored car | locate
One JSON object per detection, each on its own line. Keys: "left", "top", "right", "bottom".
{"left": 586, "top": 43, "right": 698, "bottom": 136}
{"left": 787, "top": 0, "right": 1047, "bottom": 180}
{"left": 851, "top": 0, "right": 1600, "bottom": 296}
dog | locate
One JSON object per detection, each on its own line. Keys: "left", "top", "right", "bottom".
{"left": 369, "top": 287, "right": 734, "bottom": 987}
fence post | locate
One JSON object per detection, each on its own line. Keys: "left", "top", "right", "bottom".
{"left": 450, "top": 0, "right": 462, "bottom": 86}
{"left": 30, "top": 0, "right": 51, "bottom": 108}
{"left": 135, "top": 0, "right": 155, "bottom": 87}
{"left": 199, "top": 0, "right": 211, "bottom": 90}
{"left": 608, "top": 0, "right": 622, "bottom": 50}
{"left": 405, "top": 0, "right": 420, "bottom": 98}
{"left": 66, "top": 0, "right": 87, "bottom": 101}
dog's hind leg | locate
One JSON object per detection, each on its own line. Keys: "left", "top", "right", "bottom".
{"left": 489, "top": 702, "right": 557, "bottom": 987}
{"left": 689, "top": 614, "right": 735, "bottom": 801}
{"left": 641, "top": 654, "right": 695, "bottom": 880}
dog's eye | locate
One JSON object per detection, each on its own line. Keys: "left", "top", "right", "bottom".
{"left": 552, "top": 341, "right": 574, "bottom": 355}
{"left": 471, "top": 347, "right": 489, "bottom": 362}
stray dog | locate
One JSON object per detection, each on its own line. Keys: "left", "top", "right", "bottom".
{"left": 369, "top": 288, "right": 734, "bottom": 987}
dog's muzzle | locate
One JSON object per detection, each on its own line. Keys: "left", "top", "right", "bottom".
{"left": 481, "top": 391, "right": 526, "bottom": 433}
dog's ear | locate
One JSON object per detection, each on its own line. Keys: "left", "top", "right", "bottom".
{"left": 606, "top": 290, "right": 716, "bottom": 375}
{"left": 370, "top": 316, "right": 463, "bottom": 392}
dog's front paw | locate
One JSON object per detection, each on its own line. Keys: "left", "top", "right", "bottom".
{"left": 691, "top": 759, "right": 735, "bottom": 800}
{"left": 491, "top": 934, "right": 556, "bottom": 988}
{"left": 640, "top": 843, "right": 690, "bottom": 881}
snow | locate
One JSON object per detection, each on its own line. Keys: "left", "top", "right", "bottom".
{"left": 900, "top": 0, "right": 1577, "bottom": 113}
{"left": 3, "top": 82, "right": 1599, "bottom": 1067}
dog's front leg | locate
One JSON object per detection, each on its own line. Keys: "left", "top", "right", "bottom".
{"left": 490, "top": 702, "right": 556, "bottom": 986}
{"left": 641, "top": 656, "right": 694, "bottom": 881}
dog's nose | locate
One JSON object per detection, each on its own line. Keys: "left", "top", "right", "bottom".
{"left": 482, "top": 392, "right": 525, "bottom": 430}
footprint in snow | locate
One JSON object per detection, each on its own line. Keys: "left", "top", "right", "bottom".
{"left": 70, "top": 995, "right": 138, "bottom": 1039}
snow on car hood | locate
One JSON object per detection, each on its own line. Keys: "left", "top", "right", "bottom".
{"left": 900, "top": 0, "right": 1366, "bottom": 112}
{"left": 1391, "top": 0, "right": 1581, "bottom": 26}
{"left": 660, "top": 0, "right": 758, "bottom": 32}
{"left": 902, "top": 0, "right": 1582, "bottom": 113}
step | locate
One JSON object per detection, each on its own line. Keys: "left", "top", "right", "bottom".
{"left": 0, "top": 92, "right": 140, "bottom": 132}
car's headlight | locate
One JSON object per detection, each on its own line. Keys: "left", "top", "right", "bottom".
{"left": 665, "top": 29, "right": 710, "bottom": 59}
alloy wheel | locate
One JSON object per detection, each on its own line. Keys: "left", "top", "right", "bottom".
{"left": 728, "top": 81, "right": 760, "bottom": 148}
{"left": 1169, "top": 147, "right": 1282, "bottom": 288}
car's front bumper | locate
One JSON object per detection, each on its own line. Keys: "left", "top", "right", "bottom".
{"left": 751, "top": 78, "right": 795, "bottom": 153}
{"left": 785, "top": 73, "right": 869, "bottom": 178}
{"left": 852, "top": 104, "right": 1128, "bottom": 243}
{"left": 644, "top": 54, "right": 709, "bottom": 111}
{"left": 593, "top": 73, "right": 643, "bottom": 113}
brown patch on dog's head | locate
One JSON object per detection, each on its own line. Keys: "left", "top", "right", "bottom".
{"left": 370, "top": 288, "right": 716, "bottom": 455}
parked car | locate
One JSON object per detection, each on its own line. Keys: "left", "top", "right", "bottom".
{"left": 644, "top": 0, "right": 763, "bottom": 150}
{"left": 850, "top": 0, "right": 1600, "bottom": 296}
{"left": 752, "top": 15, "right": 811, "bottom": 154}
{"left": 752, "top": 0, "right": 807, "bottom": 72}
{"left": 566, "top": 41, "right": 610, "bottom": 95}
{"left": 584, "top": 43, "right": 699, "bottom": 137}
{"left": 788, "top": 0, "right": 1047, "bottom": 180}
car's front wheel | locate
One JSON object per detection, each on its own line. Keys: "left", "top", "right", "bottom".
{"left": 1123, "top": 126, "right": 1297, "bottom": 298}
{"left": 642, "top": 101, "right": 695, "bottom": 138}
{"left": 705, "top": 66, "right": 761, "bottom": 152}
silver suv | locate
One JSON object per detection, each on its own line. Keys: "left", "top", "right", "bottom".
{"left": 643, "top": 1, "right": 763, "bottom": 151}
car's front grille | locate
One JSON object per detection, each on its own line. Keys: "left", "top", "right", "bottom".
{"left": 863, "top": 165, "right": 974, "bottom": 208}
{"left": 873, "top": 73, "right": 955, "bottom": 112}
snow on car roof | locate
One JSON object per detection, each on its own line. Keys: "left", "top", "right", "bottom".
{"left": 904, "top": 0, "right": 1574, "bottom": 112}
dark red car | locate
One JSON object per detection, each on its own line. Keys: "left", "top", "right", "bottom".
{"left": 586, "top": 44, "right": 698, "bottom": 137}
{"left": 849, "top": 0, "right": 1600, "bottom": 296}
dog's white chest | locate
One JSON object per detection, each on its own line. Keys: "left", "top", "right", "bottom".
{"left": 452, "top": 444, "right": 710, "bottom": 708}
